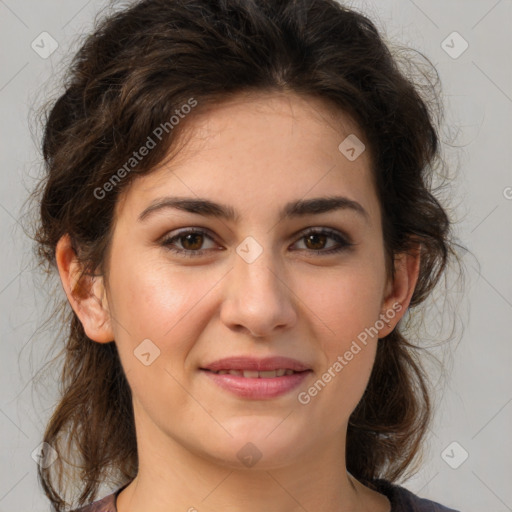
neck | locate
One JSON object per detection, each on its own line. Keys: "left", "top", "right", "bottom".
{"left": 115, "top": 408, "right": 371, "bottom": 512}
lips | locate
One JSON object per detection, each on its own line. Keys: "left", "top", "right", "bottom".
{"left": 200, "top": 356, "right": 311, "bottom": 373}
{"left": 200, "top": 356, "right": 312, "bottom": 399}
{"left": 209, "top": 368, "right": 298, "bottom": 378}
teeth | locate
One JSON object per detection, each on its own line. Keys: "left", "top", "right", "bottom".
{"left": 212, "top": 369, "right": 298, "bottom": 378}
{"left": 258, "top": 370, "right": 277, "bottom": 378}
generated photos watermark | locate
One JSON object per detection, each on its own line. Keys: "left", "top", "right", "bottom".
{"left": 297, "top": 301, "right": 402, "bottom": 405}
{"left": 94, "top": 97, "right": 198, "bottom": 200}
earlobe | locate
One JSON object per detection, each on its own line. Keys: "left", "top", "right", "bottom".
{"left": 55, "top": 234, "right": 114, "bottom": 343}
{"left": 378, "top": 244, "right": 421, "bottom": 337}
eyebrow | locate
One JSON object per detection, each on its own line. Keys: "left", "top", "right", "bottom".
{"left": 138, "top": 195, "right": 370, "bottom": 224}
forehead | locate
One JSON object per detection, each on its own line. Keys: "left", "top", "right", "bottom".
{"left": 115, "top": 91, "right": 380, "bottom": 227}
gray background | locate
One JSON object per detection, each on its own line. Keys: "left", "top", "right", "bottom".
{"left": 0, "top": 0, "right": 511, "bottom": 511}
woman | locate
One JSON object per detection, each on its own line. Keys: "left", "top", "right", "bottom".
{"left": 31, "top": 0, "right": 464, "bottom": 510}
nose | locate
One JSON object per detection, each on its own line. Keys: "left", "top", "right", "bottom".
{"left": 219, "top": 247, "right": 298, "bottom": 338}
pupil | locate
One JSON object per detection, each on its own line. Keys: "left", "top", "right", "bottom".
{"left": 182, "top": 233, "right": 203, "bottom": 250}
{"left": 305, "top": 234, "right": 326, "bottom": 250}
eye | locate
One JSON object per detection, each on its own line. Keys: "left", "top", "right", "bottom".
{"left": 291, "top": 228, "right": 354, "bottom": 255}
{"left": 161, "top": 227, "right": 353, "bottom": 258}
{"left": 160, "top": 228, "right": 220, "bottom": 258}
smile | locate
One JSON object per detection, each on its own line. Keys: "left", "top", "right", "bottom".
{"left": 201, "top": 368, "right": 311, "bottom": 399}
{"left": 207, "top": 369, "right": 300, "bottom": 377}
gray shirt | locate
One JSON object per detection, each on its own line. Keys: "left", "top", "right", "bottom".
{"left": 72, "top": 478, "right": 461, "bottom": 512}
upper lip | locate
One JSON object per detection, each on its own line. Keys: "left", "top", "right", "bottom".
{"left": 201, "top": 356, "right": 311, "bottom": 372}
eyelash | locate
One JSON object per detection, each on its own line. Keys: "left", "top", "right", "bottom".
{"left": 160, "top": 227, "right": 354, "bottom": 258}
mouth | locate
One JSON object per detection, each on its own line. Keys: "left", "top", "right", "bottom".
{"left": 201, "top": 368, "right": 307, "bottom": 378}
{"left": 199, "top": 356, "right": 312, "bottom": 398}
{"left": 201, "top": 355, "right": 311, "bottom": 373}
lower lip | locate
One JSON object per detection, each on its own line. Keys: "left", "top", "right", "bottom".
{"left": 201, "top": 370, "right": 311, "bottom": 399}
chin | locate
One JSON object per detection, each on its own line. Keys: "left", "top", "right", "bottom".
{"left": 202, "top": 418, "right": 311, "bottom": 470}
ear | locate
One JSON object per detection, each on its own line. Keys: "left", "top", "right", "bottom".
{"left": 377, "top": 243, "right": 421, "bottom": 338}
{"left": 55, "top": 234, "right": 114, "bottom": 343}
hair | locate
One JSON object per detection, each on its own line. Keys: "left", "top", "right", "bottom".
{"left": 28, "top": 0, "right": 466, "bottom": 510}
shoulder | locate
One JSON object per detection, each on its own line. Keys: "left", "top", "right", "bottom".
{"left": 370, "top": 478, "right": 461, "bottom": 512}
{"left": 69, "top": 490, "right": 118, "bottom": 512}
{"left": 68, "top": 481, "right": 129, "bottom": 512}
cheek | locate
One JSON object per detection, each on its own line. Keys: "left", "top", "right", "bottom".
{"left": 296, "top": 264, "right": 384, "bottom": 409}
{"left": 300, "top": 262, "right": 385, "bottom": 342}
{"left": 106, "top": 253, "right": 219, "bottom": 387}
{"left": 107, "top": 260, "right": 216, "bottom": 412}
{"left": 109, "top": 254, "right": 210, "bottom": 337}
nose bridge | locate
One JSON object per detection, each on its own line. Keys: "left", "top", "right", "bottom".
{"left": 220, "top": 238, "right": 296, "bottom": 337}
{"left": 238, "top": 247, "right": 282, "bottom": 300}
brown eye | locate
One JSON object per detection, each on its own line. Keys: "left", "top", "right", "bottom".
{"left": 180, "top": 232, "right": 205, "bottom": 251}
{"left": 161, "top": 228, "right": 219, "bottom": 257}
{"left": 304, "top": 233, "right": 329, "bottom": 251}
{"left": 293, "top": 228, "right": 354, "bottom": 255}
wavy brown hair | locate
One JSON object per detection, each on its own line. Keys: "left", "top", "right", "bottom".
{"left": 28, "top": 0, "right": 465, "bottom": 510}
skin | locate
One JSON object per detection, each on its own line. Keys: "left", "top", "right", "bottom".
{"left": 56, "top": 91, "right": 420, "bottom": 512}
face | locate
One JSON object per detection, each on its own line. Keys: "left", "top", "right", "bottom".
{"left": 86, "top": 92, "right": 403, "bottom": 469}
